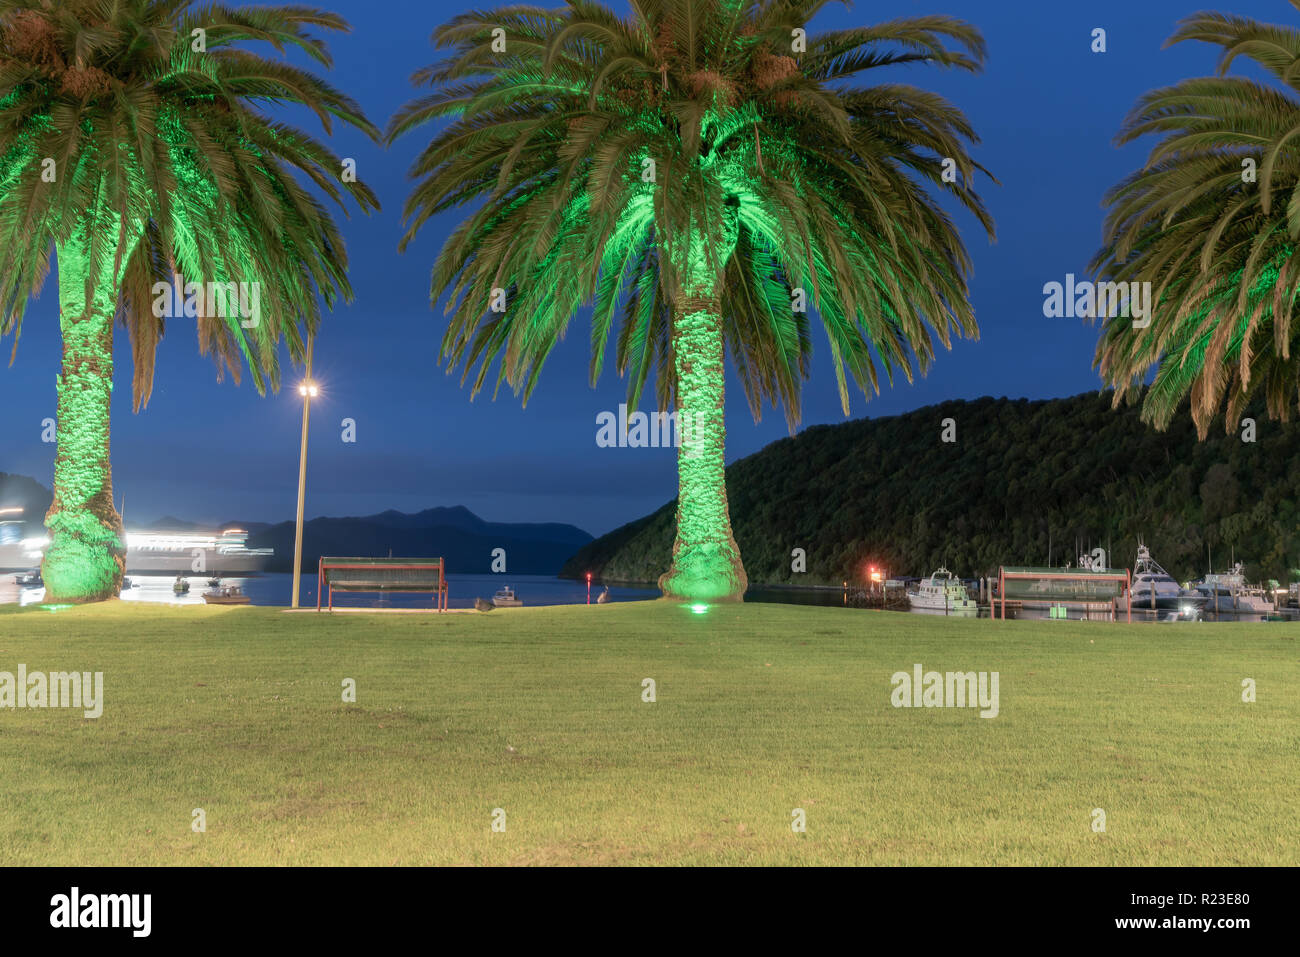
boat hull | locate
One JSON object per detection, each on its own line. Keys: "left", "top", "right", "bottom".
{"left": 906, "top": 595, "right": 977, "bottom": 617}
{"left": 1131, "top": 592, "right": 1206, "bottom": 611}
{"left": 1197, "top": 594, "right": 1273, "bottom": 614}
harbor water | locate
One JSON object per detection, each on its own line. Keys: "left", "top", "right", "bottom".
{"left": 1, "top": 572, "right": 658, "bottom": 609}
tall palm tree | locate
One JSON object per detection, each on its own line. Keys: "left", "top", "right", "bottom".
{"left": 1093, "top": 2, "right": 1300, "bottom": 437}
{"left": 390, "top": 0, "right": 993, "bottom": 601}
{"left": 0, "top": 1, "right": 379, "bottom": 603}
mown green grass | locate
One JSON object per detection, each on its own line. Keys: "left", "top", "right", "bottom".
{"left": 0, "top": 600, "right": 1295, "bottom": 865}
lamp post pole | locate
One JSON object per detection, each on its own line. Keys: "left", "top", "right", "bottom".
{"left": 290, "top": 338, "right": 315, "bottom": 609}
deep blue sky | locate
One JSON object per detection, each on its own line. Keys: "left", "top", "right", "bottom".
{"left": 0, "top": 0, "right": 1283, "bottom": 535}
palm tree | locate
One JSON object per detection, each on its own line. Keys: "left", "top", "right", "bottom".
{"left": 1092, "top": 3, "right": 1300, "bottom": 437}
{"left": 0, "top": 1, "right": 379, "bottom": 603}
{"left": 389, "top": 0, "right": 993, "bottom": 601}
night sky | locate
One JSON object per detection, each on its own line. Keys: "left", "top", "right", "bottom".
{"left": 0, "top": 0, "right": 1281, "bottom": 536}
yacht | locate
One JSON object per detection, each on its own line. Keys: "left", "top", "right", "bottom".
{"left": 907, "top": 568, "right": 977, "bottom": 617}
{"left": 1131, "top": 545, "right": 1206, "bottom": 613}
{"left": 1194, "top": 563, "right": 1275, "bottom": 614}
{"left": 491, "top": 586, "right": 523, "bottom": 608}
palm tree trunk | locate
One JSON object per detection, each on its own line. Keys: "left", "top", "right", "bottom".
{"left": 41, "top": 215, "right": 134, "bottom": 603}
{"left": 658, "top": 234, "right": 748, "bottom": 603}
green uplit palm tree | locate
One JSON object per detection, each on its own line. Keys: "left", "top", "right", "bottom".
{"left": 390, "top": 0, "right": 994, "bottom": 601}
{"left": 1092, "top": 3, "right": 1300, "bottom": 436}
{"left": 0, "top": 1, "right": 379, "bottom": 603}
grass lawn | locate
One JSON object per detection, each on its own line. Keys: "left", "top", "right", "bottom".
{"left": 0, "top": 599, "right": 1295, "bottom": 865}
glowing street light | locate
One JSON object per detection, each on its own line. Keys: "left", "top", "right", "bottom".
{"left": 290, "top": 338, "right": 317, "bottom": 609}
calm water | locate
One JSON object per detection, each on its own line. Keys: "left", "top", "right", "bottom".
{"left": 2, "top": 573, "right": 1287, "bottom": 621}
{"left": 2, "top": 572, "right": 658, "bottom": 609}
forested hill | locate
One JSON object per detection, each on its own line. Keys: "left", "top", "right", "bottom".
{"left": 561, "top": 391, "right": 1300, "bottom": 586}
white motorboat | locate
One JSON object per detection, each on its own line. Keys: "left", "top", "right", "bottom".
{"left": 1131, "top": 545, "right": 1206, "bottom": 613}
{"left": 491, "top": 586, "right": 523, "bottom": 608}
{"left": 202, "top": 584, "right": 250, "bottom": 605}
{"left": 907, "top": 568, "right": 977, "bottom": 617}
{"left": 1194, "top": 563, "right": 1275, "bottom": 614}
{"left": 14, "top": 568, "right": 42, "bottom": 588}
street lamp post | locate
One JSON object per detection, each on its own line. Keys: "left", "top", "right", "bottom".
{"left": 290, "top": 338, "right": 318, "bottom": 609}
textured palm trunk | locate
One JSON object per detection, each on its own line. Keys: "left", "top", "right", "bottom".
{"left": 41, "top": 215, "right": 134, "bottom": 603}
{"left": 658, "top": 226, "right": 747, "bottom": 602}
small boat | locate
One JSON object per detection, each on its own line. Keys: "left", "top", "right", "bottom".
{"left": 491, "top": 586, "right": 523, "bottom": 608}
{"left": 14, "top": 569, "right": 42, "bottom": 588}
{"left": 1131, "top": 545, "right": 1206, "bottom": 614}
{"left": 907, "top": 568, "right": 977, "bottom": 617}
{"left": 121, "top": 577, "right": 133, "bottom": 590}
{"left": 202, "top": 584, "right": 250, "bottom": 605}
{"left": 1194, "top": 563, "right": 1274, "bottom": 614}
{"left": 207, "top": 576, "right": 221, "bottom": 587}
{"left": 172, "top": 576, "right": 190, "bottom": 595}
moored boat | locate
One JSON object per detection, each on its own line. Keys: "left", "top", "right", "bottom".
{"left": 1194, "top": 563, "right": 1274, "bottom": 614}
{"left": 14, "top": 568, "right": 42, "bottom": 588}
{"left": 907, "top": 568, "right": 977, "bottom": 617}
{"left": 202, "top": 584, "right": 250, "bottom": 605}
{"left": 1131, "top": 545, "right": 1206, "bottom": 613}
{"left": 491, "top": 586, "right": 523, "bottom": 608}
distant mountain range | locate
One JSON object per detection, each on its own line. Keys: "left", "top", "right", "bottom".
{"left": 0, "top": 473, "right": 52, "bottom": 530}
{"left": 243, "top": 506, "right": 592, "bottom": 574}
{"left": 0, "top": 474, "right": 592, "bottom": 575}
{"left": 561, "top": 390, "right": 1300, "bottom": 585}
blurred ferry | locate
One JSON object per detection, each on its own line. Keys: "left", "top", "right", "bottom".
{"left": 123, "top": 528, "right": 272, "bottom": 574}
{"left": 0, "top": 527, "right": 272, "bottom": 574}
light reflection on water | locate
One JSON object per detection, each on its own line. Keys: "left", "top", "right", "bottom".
{"left": 2, "top": 573, "right": 1287, "bottom": 620}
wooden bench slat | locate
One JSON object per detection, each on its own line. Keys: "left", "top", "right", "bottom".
{"left": 317, "top": 557, "right": 449, "bottom": 612}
